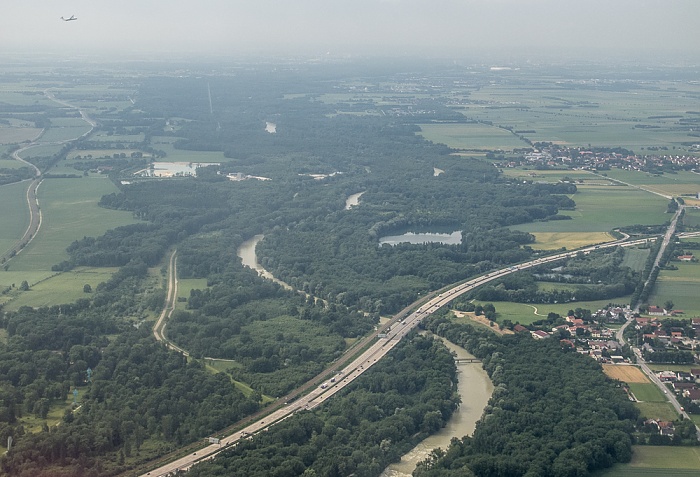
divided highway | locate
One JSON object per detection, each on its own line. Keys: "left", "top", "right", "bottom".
{"left": 140, "top": 234, "right": 659, "bottom": 476}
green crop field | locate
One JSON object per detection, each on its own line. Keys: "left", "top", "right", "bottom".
{"left": 622, "top": 247, "right": 651, "bottom": 272}
{"left": 0, "top": 159, "right": 30, "bottom": 169}
{"left": 37, "top": 126, "right": 91, "bottom": 143}
{"left": 7, "top": 176, "right": 138, "bottom": 271}
{"left": 456, "top": 80, "right": 700, "bottom": 150}
{"left": 634, "top": 402, "right": 679, "bottom": 422}
{"left": 0, "top": 181, "right": 29, "bottom": 257}
{"left": 648, "top": 262, "right": 700, "bottom": 316}
{"left": 150, "top": 136, "right": 229, "bottom": 162}
{"left": 0, "top": 127, "right": 43, "bottom": 144}
{"left": 500, "top": 168, "right": 601, "bottom": 183}
{"left": 683, "top": 208, "right": 700, "bottom": 228}
{"left": 599, "top": 446, "right": 700, "bottom": 476}
{"left": 90, "top": 132, "right": 145, "bottom": 143}
{"left": 417, "top": 123, "right": 528, "bottom": 150}
{"left": 515, "top": 185, "right": 668, "bottom": 249}
{"left": 2, "top": 267, "right": 119, "bottom": 311}
{"left": 628, "top": 383, "right": 667, "bottom": 403}
{"left": 646, "top": 364, "right": 699, "bottom": 373}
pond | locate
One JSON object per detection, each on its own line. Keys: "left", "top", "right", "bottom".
{"left": 379, "top": 230, "right": 462, "bottom": 246}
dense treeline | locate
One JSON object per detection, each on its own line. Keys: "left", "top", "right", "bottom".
{"left": 1, "top": 330, "right": 259, "bottom": 477}
{"left": 183, "top": 333, "right": 459, "bottom": 477}
{"left": 417, "top": 316, "right": 638, "bottom": 477}
{"left": 471, "top": 247, "right": 639, "bottom": 304}
{"left": 0, "top": 263, "right": 259, "bottom": 477}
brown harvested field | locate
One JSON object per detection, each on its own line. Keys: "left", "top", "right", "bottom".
{"left": 603, "top": 364, "right": 649, "bottom": 383}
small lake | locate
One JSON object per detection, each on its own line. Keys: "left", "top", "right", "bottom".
{"left": 379, "top": 230, "right": 462, "bottom": 246}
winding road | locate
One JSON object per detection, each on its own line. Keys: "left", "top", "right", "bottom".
{"left": 1, "top": 89, "right": 96, "bottom": 265}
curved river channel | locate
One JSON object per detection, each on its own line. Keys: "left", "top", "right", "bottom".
{"left": 381, "top": 339, "right": 493, "bottom": 476}
{"left": 237, "top": 235, "right": 493, "bottom": 476}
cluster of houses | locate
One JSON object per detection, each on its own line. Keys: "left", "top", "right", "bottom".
{"left": 498, "top": 144, "right": 700, "bottom": 172}
{"left": 656, "top": 368, "right": 700, "bottom": 406}
{"left": 636, "top": 316, "right": 700, "bottom": 350}
{"left": 514, "top": 307, "right": 629, "bottom": 362}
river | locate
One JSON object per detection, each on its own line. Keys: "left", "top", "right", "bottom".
{"left": 380, "top": 338, "right": 493, "bottom": 477}
{"left": 345, "top": 191, "right": 365, "bottom": 210}
{"left": 237, "top": 235, "right": 292, "bottom": 290}
{"left": 238, "top": 234, "right": 493, "bottom": 476}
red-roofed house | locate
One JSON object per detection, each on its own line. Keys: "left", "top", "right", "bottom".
{"left": 648, "top": 306, "right": 665, "bottom": 316}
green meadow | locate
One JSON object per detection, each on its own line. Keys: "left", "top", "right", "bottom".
{"left": 7, "top": 176, "right": 138, "bottom": 272}
{"left": 633, "top": 401, "right": 679, "bottom": 422}
{"left": 0, "top": 181, "right": 29, "bottom": 257}
{"left": 599, "top": 446, "right": 700, "bottom": 476}
{"left": 457, "top": 80, "right": 700, "bottom": 149}
{"left": 622, "top": 247, "right": 651, "bottom": 272}
{"left": 417, "top": 123, "right": 528, "bottom": 150}
{"left": 470, "top": 296, "right": 632, "bottom": 326}
{"left": 1, "top": 267, "right": 119, "bottom": 311}
{"left": 150, "top": 136, "right": 229, "bottom": 162}
{"left": 514, "top": 184, "right": 668, "bottom": 249}
{"left": 628, "top": 382, "right": 667, "bottom": 403}
{"left": 648, "top": 262, "right": 700, "bottom": 316}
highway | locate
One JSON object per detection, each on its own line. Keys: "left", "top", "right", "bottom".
{"left": 140, "top": 234, "right": 662, "bottom": 476}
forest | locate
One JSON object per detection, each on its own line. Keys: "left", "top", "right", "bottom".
{"left": 0, "top": 62, "right": 655, "bottom": 476}
{"left": 415, "top": 315, "right": 639, "bottom": 477}
{"left": 182, "top": 333, "right": 460, "bottom": 477}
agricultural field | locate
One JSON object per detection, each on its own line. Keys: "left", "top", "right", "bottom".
{"left": 683, "top": 208, "right": 700, "bottom": 228}
{"left": 417, "top": 123, "right": 528, "bottom": 150}
{"left": 0, "top": 126, "right": 42, "bottom": 144}
{"left": 499, "top": 168, "right": 599, "bottom": 183}
{"left": 526, "top": 231, "right": 614, "bottom": 250}
{"left": 0, "top": 158, "right": 31, "bottom": 170}
{"left": 455, "top": 80, "right": 700, "bottom": 150}
{"left": 89, "top": 131, "right": 145, "bottom": 143}
{"left": 151, "top": 136, "right": 229, "bottom": 162}
{"left": 1, "top": 267, "right": 118, "bottom": 311}
{"left": 602, "top": 365, "right": 649, "bottom": 383}
{"left": 599, "top": 446, "right": 700, "bottom": 476}
{"left": 648, "top": 262, "right": 700, "bottom": 316}
{"left": 628, "top": 382, "right": 667, "bottom": 403}
{"left": 622, "top": 247, "right": 651, "bottom": 272}
{"left": 634, "top": 401, "right": 680, "bottom": 423}
{"left": 6, "top": 176, "right": 138, "bottom": 272}
{"left": 36, "top": 125, "right": 91, "bottom": 143}
{"left": 602, "top": 169, "right": 700, "bottom": 199}
{"left": 646, "top": 364, "right": 700, "bottom": 373}
{"left": 515, "top": 184, "right": 668, "bottom": 248}
{"left": 0, "top": 181, "right": 29, "bottom": 258}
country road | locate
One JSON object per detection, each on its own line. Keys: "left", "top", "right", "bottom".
{"left": 1, "top": 89, "right": 97, "bottom": 265}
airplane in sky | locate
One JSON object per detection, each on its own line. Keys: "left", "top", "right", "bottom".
{"left": 60, "top": 15, "right": 77, "bottom": 21}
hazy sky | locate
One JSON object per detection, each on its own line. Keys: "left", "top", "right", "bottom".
{"left": 2, "top": 0, "right": 699, "bottom": 61}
